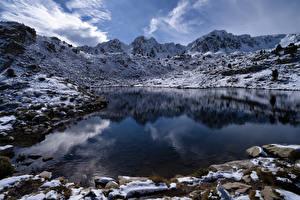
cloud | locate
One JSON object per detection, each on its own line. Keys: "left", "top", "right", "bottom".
{"left": 0, "top": 0, "right": 110, "bottom": 46}
{"left": 144, "top": 0, "right": 209, "bottom": 44}
{"left": 144, "top": 0, "right": 300, "bottom": 44}
{"left": 66, "top": 0, "right": 111, "bottom": 24}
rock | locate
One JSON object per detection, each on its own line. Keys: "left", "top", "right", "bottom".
{"left": 118, "top": 176, "right": 149, "bottom": 185}
{"left": 0, "top": 156, "right": 14, "bottom": 179}
{"left": 94, "top": 177, "right": 115, "bottom": 187}
{"left": 16, "top": 153, "right": 26, "bottom": 162}
{"left": 261, "top": 186, "right": 280, "bottom": 200}
{"left": 28, "top": 154, "right": 42, "bottom": 159}
{"left": 42, "top": 157, "right": 53, "bottom": 162}
{"left": 262, "top": 144, "right": 300, "bottom": 159}
{"left": 39, "top": 171, "right": 52, "bottom": 179}
{"left": 242, "top": 175, "right": 251, "bottom": 183}
{"left": 105, "top": 181, "right": 119, "bottom": 189}
{"left": 222, "top": 182, "right": 251, "bottom": 194}
{"left": 209, "top": 159, "right": 254, "bottom": 171}
{"left": 0, "top": 145, "right": 14, "bottom": 157}
{"left": 246, "top": 146, "right": 267, "bottom": 157}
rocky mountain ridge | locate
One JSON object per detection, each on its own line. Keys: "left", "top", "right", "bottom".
{"left": 78, "top": 29, "right": 300, "bottom": 58}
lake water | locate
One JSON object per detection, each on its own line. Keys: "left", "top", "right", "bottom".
{"left": 15, "top": 87, "right": 300, "bottom": 185}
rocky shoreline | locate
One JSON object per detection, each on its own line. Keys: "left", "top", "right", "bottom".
{"left": 0, "top": 143, "right": 299, "bottom": 199}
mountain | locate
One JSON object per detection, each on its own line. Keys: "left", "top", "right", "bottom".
{"left": 78, "top": 39, "right": 130, "bottom": 54}
{"left": 130, "top": 36, "right": 186, "bottom": 58}
{"left": 187, "top": 30, "right": 286, "bottom": 53}
{"left": 1, "top": 21, "right": 300, "bottom": 92}
{"left": 79, "top": 30, "right": 300, "bottom": 57}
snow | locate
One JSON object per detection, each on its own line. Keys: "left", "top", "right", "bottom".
{"left": 0, "top": 145, "right": 13, "bottom": 151}
{"left": 250, "top": 171, "right": 259, "bottom": 181}
{"left": 276, "top": 177, "right": 292, "bottom": 183}
{"left": 45, "top": 190, "right": 58, "bottom": 199}
{"left": 94, "top": 177, "right": 114, "bottom": 185}
{"left": 108, "top": 180, "right": 168, "bottom": 199}
{"left": 20, "top": 193, "right": 46, "bottom": 200}
{"left": 40, "top": 180, "right": 61, "bottom": 188}
{"left": 170, "top": 182, "right": 177, "bottom": 189}
{"left": 0, "top": 175, "right": 32, "bottom": 192}
{"left": 255, "top": 190, "right": 263, "bottom": 200}
{"left": 177, "top": 177, "right": 200, "bottom": 184}
{"left": 275, "top": 189, "right": 300, "bottom": 200}
{"left": 202, "top": 170, "right": 243, "bottom": 182}
{"left": 272, "top": 144, "right": 300, "bottom": 150}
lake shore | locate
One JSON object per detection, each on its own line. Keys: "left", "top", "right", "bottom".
{"left": 0, "top": 143, "right": 299, "bottom": 199}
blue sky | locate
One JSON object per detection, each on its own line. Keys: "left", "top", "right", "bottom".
{"left": 1, "top": 0, "right": 300, "bottom": 46}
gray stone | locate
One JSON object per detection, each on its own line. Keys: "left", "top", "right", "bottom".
{"left": 246, "top": 146, "right": 266, "bottom": 158}
{"left": 210, "top": 159, "right": 254, "bottom": 171}
{"left": 262, "top": 144, "right": 298, "bottom": 159}
{"left": 261, "top": 186, "right": 280, "bottom": 200}
{"left": 222, "top": 182, "right": 251, "bottom": 194}
{"left": 105, "top": 181, "right": 119, "bottom": 189}
{"left": 242, "top": 175, "right": 251, "bottom": 183}
{"left": 39, "top": 171, "right": 52, "bottom": 179}
{"left": 94, "top": 177, "right": 115, "bottom": 187}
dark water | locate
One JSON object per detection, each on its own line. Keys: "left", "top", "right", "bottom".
{"left": 15, "top": 88, "right": 300, "bottom": 185}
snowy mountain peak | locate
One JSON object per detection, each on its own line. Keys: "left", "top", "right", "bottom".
{"left": 187, "top": 30, "right": 287, "bottom": 53}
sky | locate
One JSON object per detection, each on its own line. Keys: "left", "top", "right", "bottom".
{"left": 0, "top": 0, "right": 299, "bottom": 46}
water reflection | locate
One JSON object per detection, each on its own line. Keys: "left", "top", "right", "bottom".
{"left": 16, "top": 88, "right": 300, "bottom": 185}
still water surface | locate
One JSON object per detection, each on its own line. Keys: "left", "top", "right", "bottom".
{"left": 16, "top": 88, "right": 300, "bottom": 185}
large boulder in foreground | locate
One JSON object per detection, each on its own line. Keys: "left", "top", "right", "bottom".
{"left": 262, "top": 144, "right": 300, "bottom": 160}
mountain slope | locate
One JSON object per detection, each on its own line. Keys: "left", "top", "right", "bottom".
{"left": 1, "top": 21, "right": 300, "bottom": 91}
{"left": 187, "top": 30, "right": 286, "bottom": 53}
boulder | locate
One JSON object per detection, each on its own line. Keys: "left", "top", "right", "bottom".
{"left": 246, "top": 146, "right": 267, "bottom": 157}
{"left": 222, "top": 182, "right": 251, "bottom": 194}
{"left": 262, "top": 144, "right": 300, "bottom": 159}
{"left": 105, "top": 181, "right": 119, "bottom": 189}
{"left": 39, "top": 171, "right": 52, "bottom": 179}
{"left": 94, "top": 177, "right": 115, "bottom": 187}
{"left": 261, "top": 186, "right": 280, "bottom": 200}
{"left": 0, "top": 145, "right": 14, "bottom": 157}
{"left": 209, "top": 159, "right": 254, "bottom": 171}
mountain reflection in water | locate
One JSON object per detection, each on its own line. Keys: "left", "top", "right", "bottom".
{"left": 16, "top": 88, "right": 300, "bottom": 185}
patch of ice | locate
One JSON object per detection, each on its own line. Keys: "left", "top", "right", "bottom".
{"left": 0, "top": 175, "right": 32, "bottom": 192}
{"left": 40, "top": 180, "right": 61, "bottom": 188}
{"left": 250, "top": 171, "right": 259, "bottom": 181}
{"left": 275, "top": 189, "right": 300, "bottom": 200}
{"left": 108, "top": 180, "right": 168, "bottom": 199}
